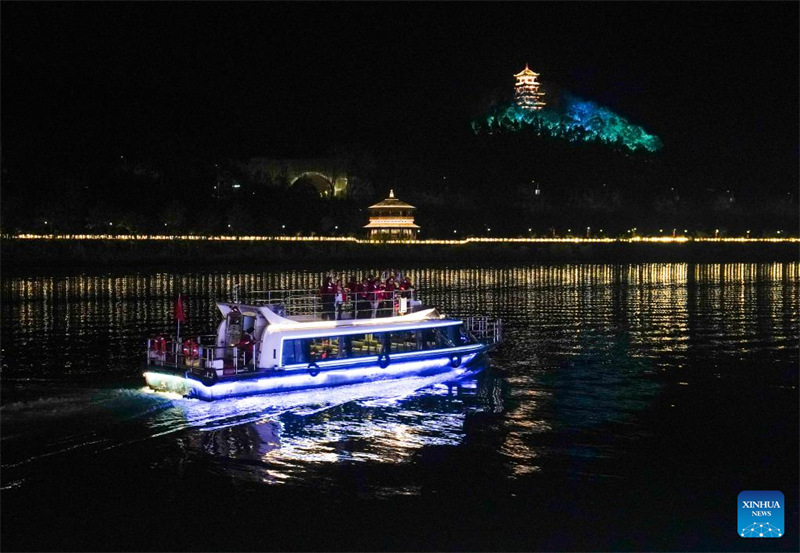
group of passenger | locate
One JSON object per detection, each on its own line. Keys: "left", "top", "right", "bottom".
{"left": 319, "top": 270, "right": 415, "bottom": 320}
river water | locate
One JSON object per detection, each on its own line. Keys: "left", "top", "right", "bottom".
{"left": 1, "top": 263, "right": 798, "bottom": 551}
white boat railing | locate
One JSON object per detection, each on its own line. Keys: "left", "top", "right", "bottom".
{"left": 244, "top": 288, "right": 419, "bottom": 321}
{"left": 462, "top": 316, "right": 503, "bottom": 346}
{"left": 146, "top": 336, "right": 260, "bottom": 375}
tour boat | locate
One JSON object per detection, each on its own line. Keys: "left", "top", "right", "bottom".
{"left": 144, "top": 289, "right": 502, "bottom": 400}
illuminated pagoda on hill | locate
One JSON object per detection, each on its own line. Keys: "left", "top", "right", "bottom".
{"left": 364, "top": 190, "right": 420, "bottom": 240}
{"left": 514, "top": 64, "right": 546, "bottom": 111}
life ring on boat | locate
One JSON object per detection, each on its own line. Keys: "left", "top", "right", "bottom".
{"left": 308, "top": 362, "right": 320, "bottom": 377}
{"left": 378, "top": 352, "right": 391, "bottom": 369}
{"left": 449, "top": 353, "right": 462, "bottom": 368}
{"left": 150, "top": 335, "right": 167, "bottom": 353}
{"left": 182, "top": 339, "right": 199, "bottom": 359}
{"left": 200, "top": 368, "right": 218, "bottom": 386}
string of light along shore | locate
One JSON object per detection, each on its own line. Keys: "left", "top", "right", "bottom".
{"left": 7, "top": 234, "right": 797, "bottom": 244}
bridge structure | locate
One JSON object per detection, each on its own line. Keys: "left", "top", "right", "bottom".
{"left": 237, "top": 157, "right": 349, "bottom": 198}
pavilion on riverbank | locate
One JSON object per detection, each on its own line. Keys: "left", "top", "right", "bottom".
{"left": 364, "top": 190, "right": 420, "bottom": 240}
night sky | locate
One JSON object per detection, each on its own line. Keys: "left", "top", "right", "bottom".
{"left": 2, "top": 2, "right": 798, "bottom": 194}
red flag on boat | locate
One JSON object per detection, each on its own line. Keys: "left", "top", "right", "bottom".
{"left": 174, "top": 293, "right": 186, "bottom": 322}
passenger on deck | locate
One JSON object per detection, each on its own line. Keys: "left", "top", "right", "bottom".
{"left": 399, "top": 276, "right": 414, "bottom": 301}
{"left": 240, "top": 327, "right": 255, "bottom": 366}
{"left": 334, "top": 278, "right": 345, "bottom": 320}
{"left": 357, "top": 277, "right": 371, "bottom": 319}
{"left": 346, "top": 275, "right": 358, "bottom": 318}
{"left": 383, "top": 276, "right": 397, "bottom": 316}
{"left": 319, "top": 276, "right": 335, "bottom": 320}
{"left": 373, "top": 283, "right": 388, "bottom": 318}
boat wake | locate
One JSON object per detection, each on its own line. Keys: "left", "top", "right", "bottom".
{"left": 1, "top": 368, "right": 478, "bottom": 489}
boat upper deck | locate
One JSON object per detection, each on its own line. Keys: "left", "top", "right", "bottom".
{"left": 222, "top": 288, "right": 425, "bottom": 327}
{"left": 217, "top": 301, "right": 452, "bottom": 335}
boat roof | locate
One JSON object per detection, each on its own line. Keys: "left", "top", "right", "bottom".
{"left": 268, "top": 317, "right": 462, "bottom": 339}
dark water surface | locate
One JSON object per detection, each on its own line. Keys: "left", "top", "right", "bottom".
{"left": 2, "top": 263, "right": 798, "bottom": 551}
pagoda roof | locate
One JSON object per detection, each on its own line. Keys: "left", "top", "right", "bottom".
{"left": 514, "top": 64, "right": 540, "bottom": 77}
{"left": 368, "top": 189, "right": 416, "bottom": 209}
{"left": 364, "top": 221, "right": 421, "bottom": 229}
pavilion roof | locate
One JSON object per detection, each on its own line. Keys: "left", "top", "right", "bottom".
{"left": 514, "top": 64, "right": 540, "bottom": 77}
{"left": 368, "top": 189, "right": 416, "bottom": 209}
{"left": 364, "top": 221, "right": 421, "bottom": 229}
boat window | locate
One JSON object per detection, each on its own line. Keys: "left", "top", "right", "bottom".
{"left": 444, "top": 325, "right": 463, "bottom": 346}
{"left": 281, "top": 327, "right": 465, "bottom": 366}
{"left": 420, "top": 327, "right": 455, "bottom": 350}
{"left": 281, "top": 339, "right": 309, "bottom": 365}
{"left": 227, "top": 320, "right": 243, "bottom": 346}
{"left": 340, "top": 335, "right": 353, "bottom": 358}
{"left": 347, "top": 333, "right": 385, "bottom": 357}
{"left": 419, "top": 328, "right": 438, "bottom": 350}
{"left": 441, "top": 327, "right": 457, "bottom": 347}
{"left": 309, "top": 337, "right": 340, "bottom": 361}
{"left": 456, "top": 325, "right": 475, "bottom": 345}
{"left": 242, "top": 315, "right": 256, "bottom": 334}
{"left": 389, "top": 330, "right": 418, "bottom": 353}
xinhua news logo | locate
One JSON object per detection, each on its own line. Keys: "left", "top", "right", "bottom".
{"left": 738, "top": 491, "right": 784, "bottom": 538}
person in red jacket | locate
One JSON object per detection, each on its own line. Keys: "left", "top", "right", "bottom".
{"left": 319, "top": 276, "right": 335, "bottom": 320}
{"left": 334, "top": 278, "right": 345, "bottom": 320}
{"left": 383, "top": 276, "right": 397, "bottom": 316}
{"left": 373, "top": 283, "right": 387, "bottom": 318}
{"left": 356, "top": 277, "right": 370, "bottom": 319}
{"left": 345, "top": 275, "right": 357, "bottom": 319}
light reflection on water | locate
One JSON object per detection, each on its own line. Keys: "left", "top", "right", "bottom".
{"left": 4, "top": 263, "right": 797, "bottom": 377}
{"left": 1, "top": 262, "right": 798, "bottom": 494}
{"left": 177, "top": 367, "right": 507, "bottom": 493}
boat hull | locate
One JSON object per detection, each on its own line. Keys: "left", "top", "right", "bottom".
{"left": 145, "top": 348, "right": 485, "bottom": 401}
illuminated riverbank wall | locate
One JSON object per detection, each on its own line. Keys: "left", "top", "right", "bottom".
{"left": 2, "top": 235, "right": 797, "bottom": 267}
